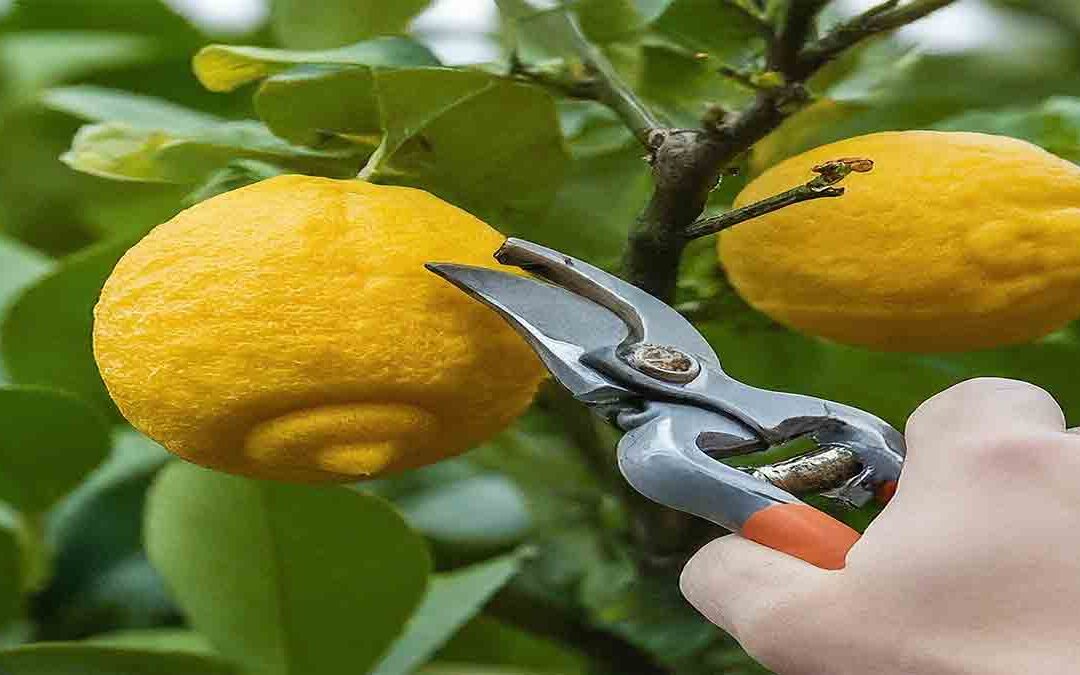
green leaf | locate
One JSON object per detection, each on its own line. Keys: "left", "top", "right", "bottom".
{"left": 373, "top": 552, "right": 526, "bottom": 675}
{"left": 45, "top": 86, "right": 363, "bottom": 183}
{"left": 651, "top": 0, "right": 764, "bottom": 65}
{"left": 361, "top": 68, "right": 569, "bottom": 234}
{"left": 575, "top": 0, "right": 675, "bottom": 43}
{"left": 47, "top": 428, "right": 170, "bottom": 593}
{"left": 42, "top": 85, "right": 222, "bottom": 133}
{"left": 0, "top": 32, "right": 157, "bottom": 102}
{"left": 436, "top": 615, "right": 592, "bottom": 674}
{"left": 933, "top": 97, "right": 1080, "bottom": 162}
{"left": 520, "top": 102, "right": 649, "bottom": 265}
{"left": 395, "top": 475, "right": 532, "bottom": 555}
{"left": 3, "top": 0, "right": 200, "bottom": 42}
{"left": 0, "top": 510, "right": 21, "bottom": 628}
{"left": 495, "top": 0, "right": 583, "bottom": 59}
{"left": 145, "top": 463, "right": 431, "bottom": 675}
{"left": 60, "top": 120, "right": 357, "bottom": 184}
{"left": 193, "top": 38, "right": 439, "bottom": 93}
{"left": 86, "top": 629, "right": 215, "bottom": 654}
{"left": 1, "top": 236, "right": 137, "bottom": 416}
{"left": 0, "top": 386, "right": 110, "bottom": 512}
{"left": 272, "top": 0, "right": 434, "bottom": 50}
{"left": 255, "top": 66, "right": 384, "bottom": 149}
{"left": 0, "top": 644, "right": 237, "bottom": 675}
{"left": 183, "top": 160, "right": 289, "bottom": 205}
{"left": 0, "top": 236, "right": 52, "bottom": 345}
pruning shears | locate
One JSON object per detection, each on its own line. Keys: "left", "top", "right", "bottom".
{"left": 427, "top": 238, "right": 904, "bottom": 570}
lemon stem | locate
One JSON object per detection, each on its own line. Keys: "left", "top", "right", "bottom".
{"left": 685, "top": 157, "right": 874, "bottom": 239}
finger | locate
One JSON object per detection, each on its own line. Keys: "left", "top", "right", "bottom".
{"left": 680, "top": 534, "right": 825, "bottom": 639}
{"left": 904, "top": 377, "right": 1065, "bottom": 470}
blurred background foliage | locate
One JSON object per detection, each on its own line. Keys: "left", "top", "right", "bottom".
{"left": 0, "top": 0, "right": 1078, "bottom": 673}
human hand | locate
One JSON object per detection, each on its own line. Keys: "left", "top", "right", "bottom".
{"left": 680, "top": 378, "right": 1080, "bottom": 675}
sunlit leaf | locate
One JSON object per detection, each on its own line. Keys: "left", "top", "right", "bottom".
{"left": 145, "top": 463, "right": 431, "bottom": 675}
{"left": 193, "top": 38, "right": 439, "bottom": 93}
{"left": 42, "top": 86, "right": 221, "bottom": 133}
{"left": 360, "top": 68, "right": 568, "bottom": 233}
{"left": 61, "top": 120, "right": 357, "bottom": 183}
{"left": 373, "top": 551, "right": 526, "bottom": 675}
{"left": 272, "top": 0, "right": 434, "bottom": 50}
{"left": 0, "top": 386, "right": 110, "bottom": 512}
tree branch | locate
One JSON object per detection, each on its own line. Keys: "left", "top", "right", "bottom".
{"left": 685, "top": 157, "right": 873, "bottom": 239}
{"left": 795, "top": 0, "right": 957, "bottom": 78}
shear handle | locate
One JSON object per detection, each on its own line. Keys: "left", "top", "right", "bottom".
{"left": 616, "top": 402, "right": 861, "bottom": 570}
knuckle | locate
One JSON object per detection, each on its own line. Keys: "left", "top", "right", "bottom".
{"left": 962, "top": 431, "right": 1065, "bottom": 479}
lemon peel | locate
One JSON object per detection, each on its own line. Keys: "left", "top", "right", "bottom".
{"left": 94, "top": 175, "right": 545, "bottom": 481}
{"left": 719, "top": 131, "right": 1080, "bottom": 352}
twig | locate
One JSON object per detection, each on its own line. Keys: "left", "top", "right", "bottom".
{"left": 796, "top": 0, "right": 956, "bottom": 78}
{"left": 768, "top": 0, "right": 830, "bottom": 72}
{"left": 564, "top": 13, "right": 663, "bottom": 145}
{"left": 685, "top": 157, "right": 873, "bottom": 239}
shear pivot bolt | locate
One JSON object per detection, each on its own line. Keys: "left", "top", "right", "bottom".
{"left": 621, "top": 343, "right": 700, "bottom": 383}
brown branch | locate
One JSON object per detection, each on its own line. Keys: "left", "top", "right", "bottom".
{"left": 685, "top": 157, "right": 874, "bottom": 239}
{"left": 795, "top": 0, "right": 957, "bottom": 78}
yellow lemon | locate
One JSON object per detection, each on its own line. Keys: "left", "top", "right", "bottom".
{"left": 719, "top": 131, "right": 1080, "bottom": 352}
{"left": 94, "top": 175, "right": 545, "bottom": 482}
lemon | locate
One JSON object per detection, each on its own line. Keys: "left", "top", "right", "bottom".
{"left": 94, "top": 176, "right": 545, "bottom": 482}
{"left": 719, "top": 131, "right": 1080, "bottom": 352}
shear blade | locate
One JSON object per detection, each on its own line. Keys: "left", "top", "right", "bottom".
{"left": 495, "top": 238, "right": 722, "bottom": 370}
{"left": 426, "top": 263, "right": 631, "bottom": 402}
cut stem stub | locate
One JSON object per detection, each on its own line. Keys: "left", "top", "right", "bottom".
{"left": 685, "top": 157, "right": 874, "bottom": 240}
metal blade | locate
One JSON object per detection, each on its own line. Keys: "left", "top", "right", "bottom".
{"left": 495, "top": 238, "right": 722, "bottom": 369}
{"left": 426, "top": 263, "right": 633, "bottom": 403}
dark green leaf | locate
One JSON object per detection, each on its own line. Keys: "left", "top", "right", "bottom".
{"left": 360, "top": 68, "right": 569, "bottom": 234}
{"left": 145, "top": 463, "right": 431, "bottom": 675}
{"left": 436, "top": 615, "right": 592, "bottom": 674}
{"left": 193, "top": 38, "right": 439, "bottom": 93}
{"left": 0, "top": 386, "right": 109, "bottom": 512}
{"left": 0, "top": 643, "right": 237, "bottom": 675}
{"left": 1, "top": 236, "right": 137, "bottom": 416}
{"left": 933, "top": 97, "right": 1080, "bottom": 162}
{"left": 373, "top": 551, "right": 526, "bottom": 675}
{"left": 272, "top": 0, "right": 433, "bottom": 49}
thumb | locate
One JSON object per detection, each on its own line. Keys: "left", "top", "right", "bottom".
{"left": 680, "top": 534, "right": 827, "bottom": 640}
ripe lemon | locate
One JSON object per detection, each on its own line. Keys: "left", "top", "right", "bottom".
{"left": 719, "top": 131, "right": 1080, "bottom": 352}
{"left": 94, "top": 176, "right": 545, "bottom": 482}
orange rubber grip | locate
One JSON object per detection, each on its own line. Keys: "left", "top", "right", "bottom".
{"left": 741, "top": 503, "right": 860, "bottom": 570}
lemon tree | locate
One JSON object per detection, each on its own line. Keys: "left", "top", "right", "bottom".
{"left": 1, "top": 2, "right": 1080, "bottom": 675}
